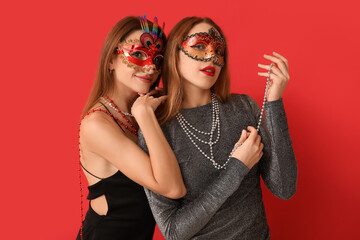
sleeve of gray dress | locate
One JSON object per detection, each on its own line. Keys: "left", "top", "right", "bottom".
{"left": 138, "top": 130, "right": 250, "bottom": 240}
{"left": 244, "top": 95, "right": 298, "bottom": 199}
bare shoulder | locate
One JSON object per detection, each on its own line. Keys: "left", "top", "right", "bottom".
{"left": 81, "top": 110, "right": 113, "bottom": 132}
{"left": 80, "top": 107, "right": 126, "bottom": 146}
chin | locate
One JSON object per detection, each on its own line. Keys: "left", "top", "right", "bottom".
{"left": 197, "top": 80, "right": 217, "bottom": 90}
{"left": 133, "top": 85, "right": 151, "bottom": 94}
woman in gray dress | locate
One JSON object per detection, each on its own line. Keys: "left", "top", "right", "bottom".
{"left": 138, "top": 16, "right": 297, "bottom": 240}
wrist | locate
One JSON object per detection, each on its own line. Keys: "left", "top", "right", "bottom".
{"left": 267, "top": 96, "right": 282, "bottom": 102}
{"left": 265, "top": 97, "right": 283, "bottom": 105}
{"left": 132, "top": 106, "right": 154, "bottom": 120}
{"left": 229, "top": 157, "right": 251, "bottom": 172}
{"left": 267, "top": 90, "right": 283, "bottom": 101}
{"left": 231, "top": 153, "right": 249, "bottom": 168}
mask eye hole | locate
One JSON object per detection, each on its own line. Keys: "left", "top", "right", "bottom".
{"left": 121, "top": 46, "right": 148, "bottom": 60}
{"left": 191, "top": 43, "right": 207, "bottom": 51}
{"left": 215, "top": 49, "right": 224, "bottom": 56}
{"left": 129, "top": 50, "right": 148, "bottom": 60}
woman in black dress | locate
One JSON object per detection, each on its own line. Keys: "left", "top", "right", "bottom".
{"left": 76, "top": 16, "right": 186, "bottom": 240}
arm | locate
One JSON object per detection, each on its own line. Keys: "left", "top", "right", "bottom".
{"left": 138, "top": 132, "right": 250, "bottom": 240}
{"left": 246, "top": 95, "right": 298, "bottom": 199}
{"left": 80, "top": 95, "right": 186, "bottom": 199}
{"left": 148, "top": 159, "right": 249, "bottom": 240}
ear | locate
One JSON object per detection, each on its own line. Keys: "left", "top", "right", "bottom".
{"left": 109, "top": 55, "right": 117, "bottom": 71}
{"left": 109, "top": 61, "right": 114, "bottom": 71}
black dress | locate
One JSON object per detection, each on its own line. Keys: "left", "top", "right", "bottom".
{"left": 76, "top": 105, "right": 155, "bottom": 240}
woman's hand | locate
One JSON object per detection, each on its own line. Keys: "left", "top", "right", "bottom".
{"left": 149, "top": 86, "right": 165, "bottom": 98}
{"left": 231, "top": 126, "right": 264, "bottom": 169}
{"left": 131, "top": 92, "right": 167, "bottom": 119}
{"left": 258, "top": 52, "right": 290, "bottom": 102}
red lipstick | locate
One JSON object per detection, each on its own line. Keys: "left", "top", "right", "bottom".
{"left": 200, "top": 66, "right": 215, "bottom": 76}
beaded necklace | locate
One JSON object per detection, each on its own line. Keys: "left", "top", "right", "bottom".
{"left": 100, "top": 96, "right": 134, "bottom": 117}
{"left": 176, "top": 64, "right": 273, "bottom": 170}
{"left": 176, "top": 93, "right": 242, "bottom": 170}
{"left": 257, "top": 63, "right": 273, "bottom": 131}
{"left": 176, "top": 93, "right": 229, "bottom": 169}
{"left": 100, "top": 97, "right": 137, "bottom": 134}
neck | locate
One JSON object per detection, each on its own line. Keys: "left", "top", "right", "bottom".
{"left": 107, "top": 83, "right": 138, "bottom": 113}
{"left": 181, "top": 83, "right": 212, "bottom": 109}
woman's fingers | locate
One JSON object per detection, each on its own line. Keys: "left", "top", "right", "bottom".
{"left": 258, "top": 72, "right": 275, "bottom": 77}
{"left": 257, "top": 72, "right": 287, "bottom": 86}
{"left": 247, "top": 126, "right": 258, "bottom": 141}
{"left": 258, "top": 63, "right": 285, "bottom": 70}
{"left": 257, "top": 71, "right": 284, "bottom": 82}
{"left": 273, "top": 52, "right": 289, "bottom": 68}
{"left": 259, "top": 143, "right": 264, "bottom": 152}
{"left": 155, "top": 87, "right": 165, "bottom": 94}
{"left": 257, "top": 64, "right": 283, "bottom": 77}
{"left": 257, "top": 64, "right": 287, "bottom": 83}
{"left": 156, "top": 95, "right": 168, "bottom": 103}
{"left": 147, "top": 89, "right": 158, "bottom": 96}
{"left": 257, "top": 63, "right": 272, "bottom": 71}
{"left": 238, "top": 129, "right": 248, "bottom": 143}
{"left": 232, "top": 130, "right": 248, "bottom": 155}
{"left": 255, "top": 135, "right": 261, "bottom": 146}
{"left": 263, "top": 54, "right": 289, "bottom": 78}
{"left": 147, "top": 87, "right": 165, "bottom": 97}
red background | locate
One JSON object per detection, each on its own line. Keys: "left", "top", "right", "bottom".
{"left": 1, "top": 0, "right": 359, "bottom": 239}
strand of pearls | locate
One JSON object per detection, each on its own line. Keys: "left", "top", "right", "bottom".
{"left": 177, "top": 64, "right": 274, "bottom": 169}
{"left": 100, "top": 97, "right": 134, "bottom": 117}
{"left": 177, "top": 93, "right": 237, "bottom": 170}
{"left": 256, "top": 63, "right": 273, "bottom": 131}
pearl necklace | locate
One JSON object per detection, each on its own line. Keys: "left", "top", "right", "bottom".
{"left": 257, "top": 63, "right": 273, "bottom": 131}
{"left": 100, "top": 97, "right": 134, "bottom": 117}
{"left": 177, "top": 93, "right": 235, "bottom": 170}
{"left": 177, "top": 63, "right": 273, "bottom": 170}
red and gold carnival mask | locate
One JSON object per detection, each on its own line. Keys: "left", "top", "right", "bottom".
{"left": 117, "top": 15, "right": 165, "bottom": 72}
{"left": 179, "top": 28, "right": 226, "bottom": 67}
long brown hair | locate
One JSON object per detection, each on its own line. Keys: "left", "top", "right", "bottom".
{"left": 82, "top": 16, "right": 162, "bottom": 116}
{"left": 157, "top": 17, "right": 231, "bottom": 125}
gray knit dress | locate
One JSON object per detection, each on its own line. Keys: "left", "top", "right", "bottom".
{"left": 138, "top": 94, "right": 298, "bottom": 240}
